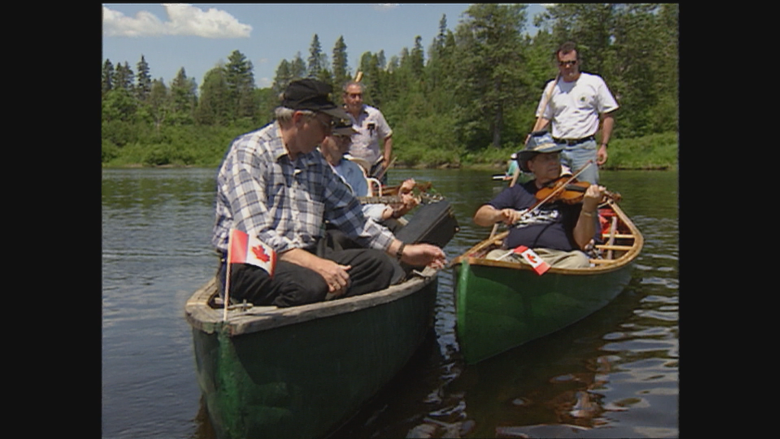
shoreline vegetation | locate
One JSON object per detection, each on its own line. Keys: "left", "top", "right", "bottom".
{"left": 103, "top": 5, "right": 678, "bottom": 173}
{"left": 101, "top": 127, "right": 678, "bottom": 171}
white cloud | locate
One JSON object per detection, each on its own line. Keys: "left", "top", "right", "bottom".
{"left": 103, "top": 4, "right": 252, "bottom": 38}
{"left": 373, "top": 4, "right": 399, "bottom": 12}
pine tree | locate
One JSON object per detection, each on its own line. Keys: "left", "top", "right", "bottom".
{"left": 114, "top": 62, "right": 135, "bottom": 92}
{"left": 102, "top": 59, "right": 115, "bottom": 96}
{"left": 410, "top": 36, "right": 425, "bottom": 79}
{"left": 225, "top": 50, "right": 257, "bottom": 121}
{"left": 290, "top": 53, "right": 307, "bottom": 79}
{"left": 170, "top": 67, "right": 198, "bottom": 125}
{"left": 332, "top": 36, "right": 349, "bottom": 92}
{"left": 307, "top": 34, "right": 326, "bottom": 78}
{"left": 273, "top": 59, "right": 293, "bottom": 95}
{"left": 136, "top": 55, "right": 152, "bottom": 102}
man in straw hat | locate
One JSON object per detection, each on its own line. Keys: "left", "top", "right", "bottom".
{"left": 473, "top": 131, "right": 606, "bottom": 268}
{"left": 212, "top": 78, "right": 446, "bottom": 307}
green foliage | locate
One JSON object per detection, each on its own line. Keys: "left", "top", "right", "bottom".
{"left": 102, "top": 4, "right": 678, "bottom": 170}
{"left": 606, "top": 131, "right": 678, "bottom": 170}
{"left": 102, "top": 138, "right": 120, "bottom": 163}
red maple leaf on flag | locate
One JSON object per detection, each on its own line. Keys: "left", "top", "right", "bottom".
{"left": 251, "top": 244, "right": 271, "bottom": 262}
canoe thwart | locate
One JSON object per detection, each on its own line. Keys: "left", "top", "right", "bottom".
{"left": 595, "top": 244, "right": 634, "bottom": 251}
{"left": 601, "top": 233, "right": 635, "bottom": 240}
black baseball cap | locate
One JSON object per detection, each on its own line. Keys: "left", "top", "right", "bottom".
{"left": 281, "top": 78, "right": 349, "bottom": 120}
{"left": 332, "top": 119, "right": 357, "bottom": 136}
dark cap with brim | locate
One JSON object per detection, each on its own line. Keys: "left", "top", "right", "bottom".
{"left": 518, "top": 131, "right": 564, "bottom": 172}
{"left": 332, "top": 121, "right": 357, "bottom": 136}
{"left": 281, "top": 78, "right": 349, "bottom": 120}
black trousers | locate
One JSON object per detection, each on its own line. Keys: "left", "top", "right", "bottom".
{"left": 217, "top": 230, "right": 394, "bottom": 308}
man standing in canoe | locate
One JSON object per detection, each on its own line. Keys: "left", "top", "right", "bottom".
{"left": 473, "top": 131, "right": 606, "bottom": 269}
{"left": 531, "top": 41, "right": 619, "bottom": 184}
{"left": 342, "top": 81, "right": 394, "bottom": 184}
{"left": 211, "top": 78, "right": 446, "bottom": 307}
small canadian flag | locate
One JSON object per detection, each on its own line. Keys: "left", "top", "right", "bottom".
{"left": 513, "top": 245, "right": 550, "bottom": 275}
{"left": 228, "top": 228, "right": 276, "bottom": 277}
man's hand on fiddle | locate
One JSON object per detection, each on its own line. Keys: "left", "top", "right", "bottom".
{"left": 582, "top": 184, "right": 606, "bottom": 211}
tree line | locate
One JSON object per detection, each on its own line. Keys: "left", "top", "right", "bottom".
{"left": 101, "top": 3, "right": 678, "bottom": 168}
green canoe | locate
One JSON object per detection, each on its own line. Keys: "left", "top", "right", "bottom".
{"left": 185, "top": 266, "right": 439, "bottom": 439}
{"left": 452, "top": 201, "right": 643, "bottom": 364}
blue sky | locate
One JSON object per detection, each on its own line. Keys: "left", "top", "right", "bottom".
{"left": 102, "top": 3, "right": 551, "bottom": 90}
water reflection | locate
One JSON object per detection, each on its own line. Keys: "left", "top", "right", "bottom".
{"left": 333, "top": 169, "right": 678, "bottom": 438}
{"left": 102, "top": 168, "right": 678, "bottom": 439}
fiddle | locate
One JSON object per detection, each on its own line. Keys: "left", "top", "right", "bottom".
{"left": 535, "top": 176, "right": 621, "bottom": 205}
{"left": 510, "top": 161, "right": 620, "bottom": 226}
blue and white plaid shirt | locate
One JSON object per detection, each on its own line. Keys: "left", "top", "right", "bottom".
{"left": 211, "top": 122, "right": 395, "bottom": 255}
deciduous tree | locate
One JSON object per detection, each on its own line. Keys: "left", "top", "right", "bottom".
{"left": 454, "top": 3, "right": 529, "bottom": 149}
{"left": 195, "top": 66, "right": 230, "bottom": 125}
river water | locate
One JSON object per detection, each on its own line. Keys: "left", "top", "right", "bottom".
{"left": 102, "top": 168, "right": 678, "bottom": 438}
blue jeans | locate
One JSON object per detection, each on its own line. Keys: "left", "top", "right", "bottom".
{"left": 560, "top": 139, "right": 599, "bottom": 184}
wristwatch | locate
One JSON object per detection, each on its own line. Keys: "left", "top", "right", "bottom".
{"left": 396, "top": 242, "right": 406, "bottom": 260}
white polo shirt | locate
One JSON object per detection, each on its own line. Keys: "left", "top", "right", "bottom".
{"left": 346, "top": 105, "right": 393, "bottom": 165}
{"left": 536, "top": 72, "right": 619, "bottom": 140}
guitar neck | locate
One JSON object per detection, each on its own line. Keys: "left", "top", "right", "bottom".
{"left": 357, "top": 193, "right": 441, "bottom": 205}
{"left": 357, "top": 195, "right": 404, "bottom": 205}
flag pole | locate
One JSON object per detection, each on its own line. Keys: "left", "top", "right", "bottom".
{"left": 223, "top": 229, "right": 235, "bottom": 321}
{"left": 223, "top": 261, "right": 232, "bottom": 321}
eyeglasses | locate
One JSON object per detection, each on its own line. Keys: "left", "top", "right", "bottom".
{"left": 558, "top": 60, "right": 577, "bottom": 67}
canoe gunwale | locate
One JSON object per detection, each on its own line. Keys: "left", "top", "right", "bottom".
{"left": 185, "top": 266, "right": 439, "bottom": 337}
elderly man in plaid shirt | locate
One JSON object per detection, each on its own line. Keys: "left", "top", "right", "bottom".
{"left": 212, "top": 79, "right": 446, "bottom": 307}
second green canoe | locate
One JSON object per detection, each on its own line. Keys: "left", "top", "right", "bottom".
{"left": 452, "top": 201, "right": 643, "bottom": 364}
